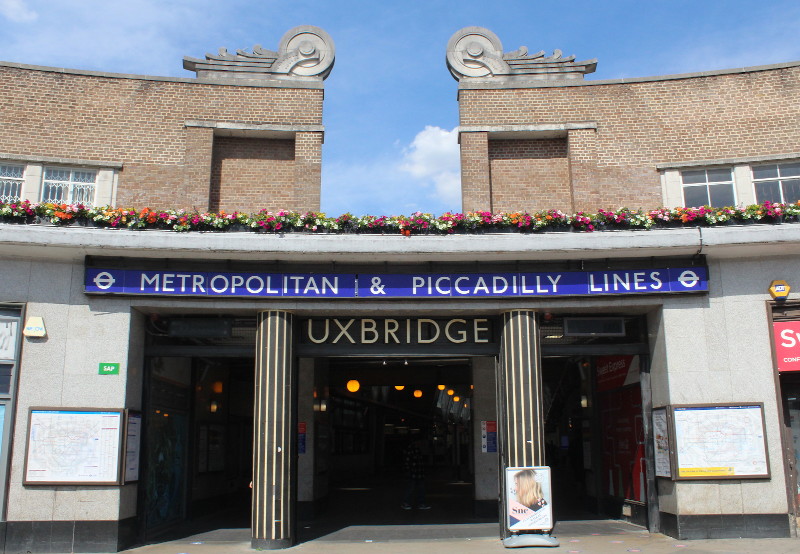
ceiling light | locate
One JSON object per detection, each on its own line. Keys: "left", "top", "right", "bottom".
{"left": 346, "top": 379, "right": 360, "bottom": 393}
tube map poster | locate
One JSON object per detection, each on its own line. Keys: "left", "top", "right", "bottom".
{"left": 673, "top": 405, "right": 768, "bottom": 479}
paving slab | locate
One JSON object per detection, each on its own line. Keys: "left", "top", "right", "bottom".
{"left": 118, "top": 521, "right": 800, "bottom": 554}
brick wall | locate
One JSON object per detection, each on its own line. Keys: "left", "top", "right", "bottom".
{"left": 488, "top": 138, "right": 569, "bottom": 212}
{"left": 0, "top": 65, "right": 323, "bottom": 211}
{"left": 459, "top": 65, "right": 800, "bottom": 210}
{"left": 210, "top": 137, "right": 296, "bottom": 212}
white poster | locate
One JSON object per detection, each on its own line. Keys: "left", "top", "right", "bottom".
{"left": 653, "top": 408, "right": 671, "bottom": 478}
{"left": 25, "top": 409, "right": 123, "bottom": 484}
{"left": 506, "top": 466, "right": 553, "bottom": 531}
{"left": 124, "top": 413, "right": 142, "bottom": 483}
{"left": 0, "top": 319, "right": 18, "bottom": 360}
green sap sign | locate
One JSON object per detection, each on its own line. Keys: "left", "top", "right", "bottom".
{"left": 98, "top": 363, "right": 120, "bottom": 375}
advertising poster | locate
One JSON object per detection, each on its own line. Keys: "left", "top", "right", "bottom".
{"left": 506, "top": 466, "right": 553, "bottom": 531}
{"left": 653, "top": 408, "right": 672, "bottom": 478}
{"left": 773, "top": 320, "right": 800, "bottom": 372}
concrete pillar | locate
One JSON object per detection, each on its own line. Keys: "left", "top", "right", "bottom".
{"left": 472, "top": 357, "right": 499, "bottom": 514}
{"left": 252, "top": 310, "right": 295, "bottom": 550}
{"left": 498, "top": 310, "right": 543, "bottom": 467}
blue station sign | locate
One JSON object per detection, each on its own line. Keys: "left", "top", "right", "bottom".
{"left": 85, "top": 266, "right": 708, "bottom": 299}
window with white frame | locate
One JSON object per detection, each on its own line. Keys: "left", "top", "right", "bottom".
{"left": 752, "top": 162, "right": 800, "bottom": 204}
{"left": 41, "top": 167, "right": 97, "bottom": 206}
{"left": 0, "top": 164, "right": 24, "bottom": 203}
{"left": 681, "top": 168, "right": 736, "bottom": 207}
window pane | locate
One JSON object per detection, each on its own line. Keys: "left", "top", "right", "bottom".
{"left": 681, "top": 170, "right": 707, "bottom": 184}
{"left": 73, "top": 171, "right": 96, "bottom": 184}
{"left": 753, "top": 165, "right": 779, "bottom": 180}
{"left": 708, "top": 183, "right": 736, "bottom": 207}
{"left": 755, "top": 181, "right": 782, "bottom": 204}
{"left": 781, "top": 179, "right": 800, "bottom": 203}
{"left": 42, "top": 183, "right": 66, "bottom": 203}
{"left": 683, "top": 185, "right": 709, "bottom": 207}
{"left": 779, "top": 162, "right": 800, "bottom": 178}
{"left": 0, "top": 180, "right": 21, "bottom": 203}
{"left": 0, "top": 364, "right": 11, "bottom": 395}
{"left": 706, "top": 168, "right": 732, "bottom": 183}
{"left": 0, "top": 165, "right": 23, "bottom": 179}
{"left": 44, "top": 168, "right": 70, "bottom": 181}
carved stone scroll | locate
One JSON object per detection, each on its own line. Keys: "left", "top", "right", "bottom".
{"left": 184, "top": 25, "right": 335, "bottom": 82}
{"left": 446, "top": 26, "right": 597, "bottom": 82}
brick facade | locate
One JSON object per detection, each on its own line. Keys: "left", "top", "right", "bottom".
{"left": 0, "top": 64, "right": 324, "bottom": 211}
{"left": 459, "top": 65, "right": 800, "bottom": 211}
{"left": 210, "top": 138, "right": 296, "bottom": 212}
{"left": 488, "top": 138, "right": 569, "bottom": 212}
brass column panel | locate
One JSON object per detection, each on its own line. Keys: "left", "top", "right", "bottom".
{"left": 252, "top": 310, "right": 294, "bottom": 549}
{"left": 498, "top": 309, "right": 544, "bottom": 468}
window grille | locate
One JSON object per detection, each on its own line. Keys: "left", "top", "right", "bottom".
{"left": 41, "top": 167, "right": 97, "bottom": 206}
{"left": 680, "top": 168, "right": 735, "bottom": 207}
{"left": 752, "top": 162, "right": 800, "bottom": 204}
{"left": 0, "top": 164, "right": 23, "bottom": 203}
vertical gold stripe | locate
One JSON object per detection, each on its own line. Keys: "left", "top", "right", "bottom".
{"left": 270, "top": 312, "right": 279, "bottom": 539}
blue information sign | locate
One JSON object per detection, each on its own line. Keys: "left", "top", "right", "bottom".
{"left": 85, "top": 266, "right": 708, "bottom": 299}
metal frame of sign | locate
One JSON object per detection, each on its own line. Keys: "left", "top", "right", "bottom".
{"left": 123, "top": 410, "right": 142, "bottom": 483}
{"left": 23, "top": 407, "right": 125, "bottom": 485}
{"left": 667, "top": 403, "right": 770, "bottom": 481}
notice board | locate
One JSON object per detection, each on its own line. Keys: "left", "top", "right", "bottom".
{"left": 652, "top": 407, "right": 672, "bottom": 478}
{"left": 24, "top": 408, "right": 125, "bottom": 485}
{"left": 672, "top": 404, "right": 769, "bottom": 480}
{"left": 124, "top": 411, "right": 142, "bottom": 483}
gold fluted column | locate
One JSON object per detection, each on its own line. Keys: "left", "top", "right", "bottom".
{"left": 252, "top": 310, "right": 295, "bottom": 549}
{"left": 498, "top": 309, "right": 544, "bottom": 467}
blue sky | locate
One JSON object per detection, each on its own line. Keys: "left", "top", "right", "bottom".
{"left": 2, "top": 0, "right": 800, "bottom": 216}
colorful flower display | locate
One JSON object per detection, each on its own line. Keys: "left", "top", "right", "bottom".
{"left": 0, "top": 200, "right": 796, "bottom": 234}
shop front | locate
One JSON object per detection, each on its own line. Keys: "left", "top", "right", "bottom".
{"left": 80, "top": 254, "right": 708, "bottom": 548}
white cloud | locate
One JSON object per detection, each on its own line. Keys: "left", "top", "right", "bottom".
{"left": 321, "top": 126, "right": 463, "bottom": 216}
{"left": 400, "top": 126, "right": 461, "bottom": 208}
{"left": 0, "top": 0, "right": 37, "bottom": 22}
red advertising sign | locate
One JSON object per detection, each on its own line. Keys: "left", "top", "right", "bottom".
{"left": 773, "top": 321, "right": 800, "bottom": 372}
{"left": 595, "top": 355, "right": 640, "bottom": 392}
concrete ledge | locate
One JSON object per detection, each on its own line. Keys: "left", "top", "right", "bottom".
{"left": 656, "top": 152, "right": 800, "bottom": 170}
{"left": 2, "top": 222, "right": 800, "bottom": 264}
{"left": 0, "top": 152, "right": 124, "bottom": 169}
{"left": 0, "top": 60, "right": 324, "bottom": 89}
{"left": 458, "top": 122, "right": 597, "bottom": 140}
{"left": 185, "top": 120, "right": 324, "bottom": 140}
{"left": 457, "top": 60, "right": 800, "bottom": 90}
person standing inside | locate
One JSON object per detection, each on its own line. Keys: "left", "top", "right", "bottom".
{"left": 401, "top": 436, "right": 430, "bottom": 510}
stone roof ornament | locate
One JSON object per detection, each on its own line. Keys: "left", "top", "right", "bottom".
{"left": 184, "top": 25, "right": 335, "bottom": 82}
{"left": 446, "top": 27, "right": 596, "bottom": 81}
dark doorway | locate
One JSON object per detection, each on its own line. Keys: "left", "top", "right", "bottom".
{"left": 140, "top": 356, "right": 254, "bottom": 542}
{"left": 542, "top": 355, "right": 647, "bottom": 526}
{"left": 301, "top": 357, "right": 491, "bottom": 540}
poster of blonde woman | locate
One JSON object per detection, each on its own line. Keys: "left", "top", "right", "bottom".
{"left": 506, "top": 466, "right": 553, "bottom": 531}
